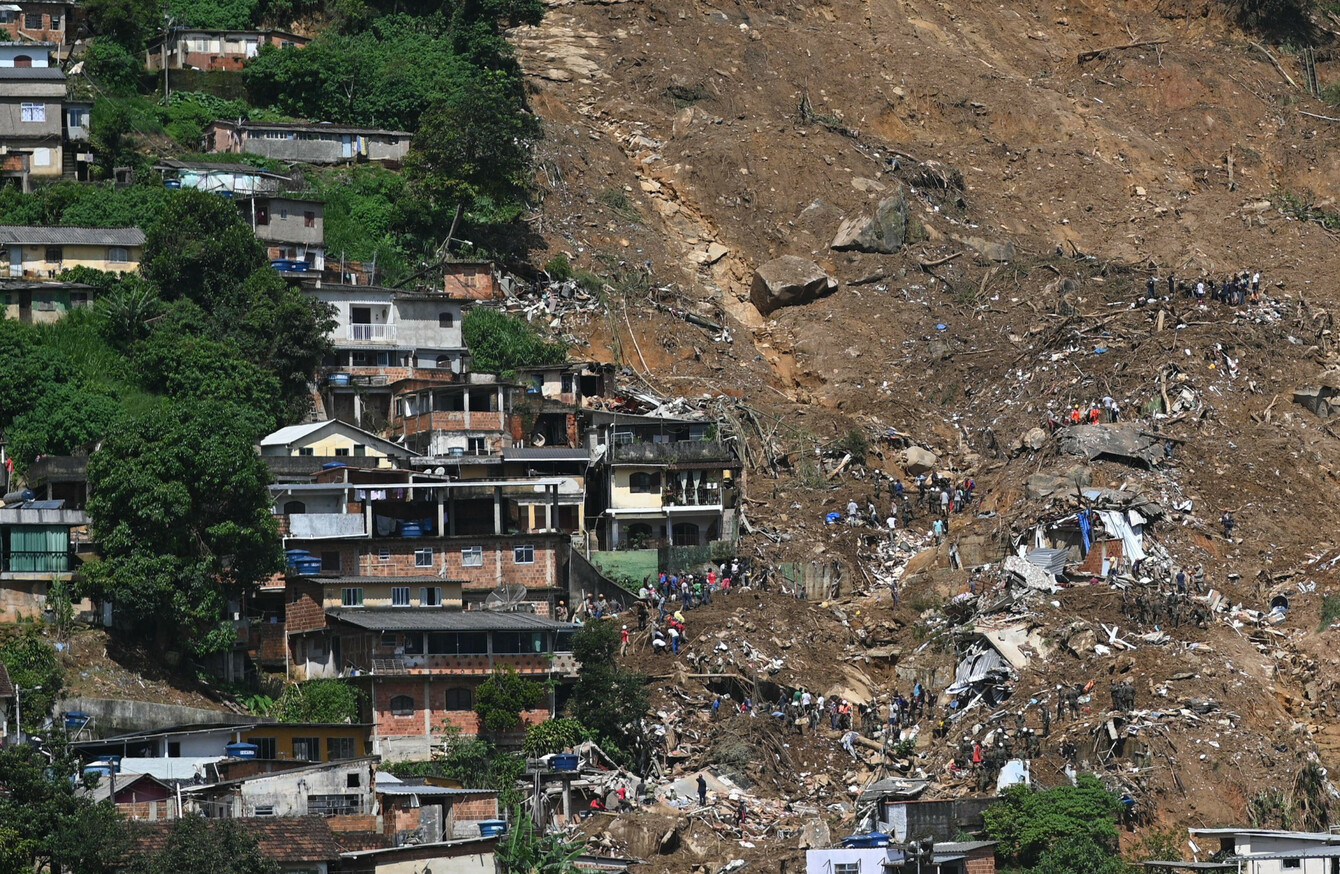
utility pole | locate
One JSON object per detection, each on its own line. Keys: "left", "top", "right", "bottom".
{"left": 161, "top": 14, "right": 174, "bottom": 102}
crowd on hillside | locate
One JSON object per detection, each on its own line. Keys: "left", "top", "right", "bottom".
{"left": 1139, "top": 269, "right": 1265, "bottom": 307}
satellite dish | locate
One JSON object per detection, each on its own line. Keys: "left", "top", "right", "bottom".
{"left": 484, "top": 584, "right": 529, "bottom": 612}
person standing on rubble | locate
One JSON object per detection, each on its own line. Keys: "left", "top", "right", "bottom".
{"left": 939, "top": 488, "right": 951, "bottom": 518}
{"left": 697, "top": 774, "right": 708, "bottom": 806}
{"left": 1221, "top": 510, "right": 1235, "bottom": 540}
{"left": 736, "top": 800, "right": 747, "bottom": 829}
{"left": 1040, "top": 705, "right": 1051, "bottom": 738}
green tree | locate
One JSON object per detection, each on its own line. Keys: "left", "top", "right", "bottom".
{"left": 124, "top": 815, "right": 280, "bottom": 874}
{"left": 403, "top": 69, "right": 540, "bottom": 222}
{"left": 133, "top": 331, "right": 285, "bottom": 436}
{"left": 141, "top": 189, "right": 266, "bottom": 307}
{"left": 0, "top": 319, "right": 73, "bottom": 424}
{"left": 4, "top": 383, "right": 120, "bottom": 468}
{"left": 385, "top": 729, "right": 527, "bottom": 809}
{"left": 166, "top": 0, "right": 259, "bottom": 29}
{"left": 495, "top": 805, "right": 584, "bottom": 874}
{"left": 982, "top": 775, "right": 1123, "bottom": 870}
{"left": 0, "top": 627, "right": 63, "bottom": 733}
{"left": 82, "top": 41, "right": 145, "bottom": 96}
{"left": 568, "top": 621, "right": 647, "bottom": 760}
{"left": 94, "top": 277, "right": 161, "bottom": 350}
{"left": 270, "top": 679, "right": 361, "bottom": 724}
{"left": 522, "top": 717, "right": 590, "bottom": 757}
{"left": 83, "top": 0, "right": 160, "bottom": 51}
{"left": 1032, "top": 833, "right": 1130, "bottom": 874}
{"left": 82, "top": 400, "right": 282, "bottom": 655}
{"left": 460, "top": 308, "right": 566, "bottom": 375}
{"left": 474, "top": 665, "right": 544, "bottom": 733}
{"left": 0, "top": 743, "right": 127, "bottom": 874}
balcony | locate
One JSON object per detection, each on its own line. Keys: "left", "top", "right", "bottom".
{"left": 2, "top": 549, "right": 76, "bottom": 576}
{"left": 348, "top": 324, "right": 395, "bottom": 342}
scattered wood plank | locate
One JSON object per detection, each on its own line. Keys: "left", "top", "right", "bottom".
{"left": 1250, "top": 41, "right": 1298, "bottom": 88}
{"left": 1300, "top": 109, "right": 1340, "bottom": 123}
{"left": 919, "top": 251, "right": 963, "bottom": 268}
{"left": 1077, "top": 39, "right": 1168, "bottom": 63}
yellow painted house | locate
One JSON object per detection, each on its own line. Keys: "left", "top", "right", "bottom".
{"left": 260, "top": 419, "right": 409, "bottom": 466}
{"left": 0, "top": 226, "right": 145, "bottom": 276}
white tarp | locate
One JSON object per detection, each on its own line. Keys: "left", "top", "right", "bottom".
{"left": 996, "top": 758, "right": 1031, "bottom": 792}
{"left": 1096, "top": 509, "right": 1145, "bottom": 563}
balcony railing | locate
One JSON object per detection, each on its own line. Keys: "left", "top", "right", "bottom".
{"left": 3, "top": 549, "right": 75, "bottom": 574}
{"left": 348, "top": 324, "right": 394, "bottom": 341}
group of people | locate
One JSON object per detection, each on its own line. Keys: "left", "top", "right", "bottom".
{"left": 1144, "top": 270, "right": 1264, "bottom": 308}
{"left": 1045, "top": 396, "right": 1122, "bottom": 432}
{"left": 1120, "top": 584, "right": 1210, "bottom": 629}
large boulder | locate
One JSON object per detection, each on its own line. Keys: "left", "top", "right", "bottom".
{"left": 831, "top": 192, "right": 908, "bottom": 253}
{"left": 750, "top": 256, "right": 838, "bottom": 315}
{"left": 902, "top": 446, "right": 939, "bottom": 475}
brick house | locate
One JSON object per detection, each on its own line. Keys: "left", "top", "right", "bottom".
{"left": 0, "top": 2, "right": 79, "bottom": 44}
{"left": 145, "top": 28, "right": 309, "bottom": 71}
{"left": 125, "top": 816, "right": 343, "bottom": 874}
{"left": 375, "top": 774, "right": 498, "bottom": 842}
{"left": 85, "top": 772, "right": 177, "bottom": 821}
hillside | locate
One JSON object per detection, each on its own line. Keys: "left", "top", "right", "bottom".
{"left": 509, "top": 0, "right": 1340, "bottom": 859}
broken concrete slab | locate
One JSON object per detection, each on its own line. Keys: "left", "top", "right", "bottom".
{"left": 750, "top": 256, "right": 839, "bottom": 315}
{"left": 831, "top": 192, "right": 908, "bottom": 254}
{"left": 1057, "top": 424, "right": 1164, "bottom": 467}
{"left": 1004, "top": 554, "right": 1059, "bottom": 593}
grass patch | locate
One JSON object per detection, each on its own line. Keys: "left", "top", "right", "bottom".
{"left": 1319, "top": 593, "right": 1340, "bottom": 630}
{"left": 1275, "top": 189, "right": 1340, "bottom": 230}
{"left": 598, "top": 187, "right": 640, "bottom": 220}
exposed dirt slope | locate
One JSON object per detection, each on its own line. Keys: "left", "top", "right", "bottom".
{"left": 512, "top": 0, "right": 1340, "bottom": 861}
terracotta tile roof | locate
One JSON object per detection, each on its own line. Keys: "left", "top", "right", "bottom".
{"left": 128, "top": 817, "right": 341, "bottom": 863}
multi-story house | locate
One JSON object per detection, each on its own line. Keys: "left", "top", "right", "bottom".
{"left": 303, "top": 283, "right": 470, "bottom": 432}
{"left": 204, "top": 120, "right": 412, "bottom": 165}
{"left": 0, "top": 496, "right": 89, "bottom": 621}
{"left": 0, "top": 2, "right": 80, "bottom": 44}
{"left": 588, "top": 412, "right": 741, "bottom": 549}
{"left": 392, "top": 376, "right": 525, "bottom": 459}
{"left": 0, "top": 225, "right": 144, "bottom": 275}
{"left": 0, "top": 43, "right": 63, "bottom": 186}
{"left": 145, "top": 28, "right": 309, "bottom": 71}
{"left": 237, "top": 194, "right": 325, "bottom": 271}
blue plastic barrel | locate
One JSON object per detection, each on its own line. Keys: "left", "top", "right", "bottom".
{"left": 478, "top": 820, "right": 507, "bottom": 837}
{"left": 400, "top": 521, "right": 423, "bottom": 538}
{"left": 225, "top": 742, "right": 258, "bottom": 759}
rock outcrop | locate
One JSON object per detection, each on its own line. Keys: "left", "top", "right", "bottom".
{"left": 750, "top": 256, "right": 838, "bottom": 315}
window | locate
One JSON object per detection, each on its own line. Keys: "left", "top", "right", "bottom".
{"left": 167, "top": 742, "right": 181, "bottom": 757}
{"left": 445, "top": 688, "right": 472, "bottom": 710}
{"left": 403, "top": 633, "right": 423, "bottom": 654}
{"left": 353, "top": 444, "right": 366, "bottom": 456}
{"left": 327, "top": 738, "right": 355, "bottom": 761}
{"left": 108, "top": 247, "right": 129, "bottom": 263}
{"left": 43, "top": 247, "right": 61, "bottom": 263}
{"left": 31, "top": 148, "right": 48, "bottom": 167}
{"left": 438, "top": 311, "right": 454, "bottom": 328}
{"left": 334, "top": 447, "right": 350, "bottom": 456}
{"left": 297, "top": 447, "right": 315, "bottom": 456}
{"left": 0, "top": 11, "right": 14, "bottom": 22}
{"left": 381, "top": 632, "right": 397, "bottom": 648}
{"left": 833, "top": 865, "right": 860, "bottom": 874}
{"left": 292, "top": 737, "right": 320, "bottom": 762}
{"left": 462, "top": 546, "right": 483, "bottom": 567}
{"left": 427, "top": 632, "right": 487, "bottom": 655}
{"left": 307, "top": 794, "right": 360, "bottom": 816}
{"left": 628, "top": 472, "right": 660, "bottom": 493}
{"left": 251, "top": 737, "right": 277, "bottom": 759}
{"left": 283, "top": 500, "right": 306, "bottom": 515}
{"left": 50, "top": 14, "right": 60, "bottom": 27}
{"left": 1282, "top": 861, "right": 1301, "bottom": 871}
{"left": 514, "top": 544, "right": 535, "bottom": 564}
{"left": 493, "top": 632, "right": 544, "bottom": 654}
{"left": 320, "top": 551, "right": 340, "bottom": 572}
{"left": 561, "top": 374, "right": 574, "bottom": 393}
{"left": 466, "top": 437, "right": 486, "bottom": 454}
{"left": 341, "top": 587, "right": 363, "bottom": 607}
{"left": 14, "top": 48, "right": 32, "bottom": 63}
{"left": 420, "top": 587, "right": 442, "bottom": 607}
{"left": 67, "top": 107, "right": 85, "bottom": 127}
{"left": 414, "top": 547, "right": 433, "bottom": 568}
{"left": 435, "top": 354, "right": 454, "bottom": 369}
{"left": 378, "top": 547, "right": 391, "bottom": 562}
{"left": 254, "top": 206, "right": 269, "bottom": 225}
{"left": 391, "top": 586, "right": 410, "bottom": 607}
{"left": 346, "top": 771, "right": 360, "bottom": 787}
{"left": 278, "top": 207, "right": 288, "bottom": 220}
{"left": 389, "top": 695, "right": 415, "bottom": 716}
{"left": 614, "top": 429, "right": 634, "bottom": 445}
{"left": 304, "top": 211, "right": 316, "bottom": 227}
{"left": 253, "top": 804, "right": 275, "bottom": 816}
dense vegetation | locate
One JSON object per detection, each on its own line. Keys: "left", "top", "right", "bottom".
{"left": 983, "top": 775, "right": 1127, "bottom": 874}
{"left": 0, "top": 191, "right": 332, "bottom": 656}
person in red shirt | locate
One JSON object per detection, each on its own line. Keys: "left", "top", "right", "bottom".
{"left": 620, "top": 625, "right": 630, "bottom": 656}
{"left": 1069, "top": 407, "right": 1082, "bottom": 425}
{"left": 1087, "top": 406, "right": 1101, "bottom": 425}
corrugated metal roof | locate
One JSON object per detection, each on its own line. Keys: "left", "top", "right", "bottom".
{"left": 0, "top": 67, "right": 65, "bottom": 80}
{"left": 0, "top": 225, "right": 143, "bottom": 245}
{"left": 503, "top": 448, "right": 591, "bottom": 462}
{"left": 327, "top": 608, "right": 572, "bottom": 632}
{"left": 376, "top": 785, "right": 496, "bottom": 797}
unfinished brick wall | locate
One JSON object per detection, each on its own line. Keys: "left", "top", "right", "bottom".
{"left": 964, "top": 848, "right": 996, "bottom": 874}
{"left": 286, "top": 579, "right": 328, "bottom": 633}
{"left": 373, "top": 676, "right": 551, "bottom": 740}
{"left": 291, "top": 536, "right": 564, "bottom": 591}
{"left": 1076, "top": 539, "right": 1123, "bottom": 576}
{"left": 452, "top": 795, "right": 499, "bottom": 821}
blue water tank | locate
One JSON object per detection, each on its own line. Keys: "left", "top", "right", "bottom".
{"left": 163, "top": 179, "right": 182, "bottom": 189}
{"left": 400, "top": 521, "right": 424, "bottom": 538}
{"left": 64, "top": 711, "right": 90, "bottom": 730}
{"left": 285, "top": 549, "right": 312, "bottom": 566}
{"left": 841, "top": 832, "right": 891, "bottom": 848}
{"left": 478, "top": 820, "right": 507, "bottom": 837}
{"left": 293, "top": 558, "right": 322, "bottom": 575}
{"left": 225, "top": 742, "right": 258, "bottom": 759}
{"left": 550, "top": 754, "right": 578, "bottom": 771}
{"left": 328, "top": 373, "right": 351, "bottom": 387}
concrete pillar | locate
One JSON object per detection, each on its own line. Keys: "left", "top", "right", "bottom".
{"left": 549, "top": 485, "right": 559, "bottom": 533}
{"left": 364, "top": 498, "right": 373, "bottom": 539}
{"left": 436, "top": 491, "right": 445, "bottom": 537}
{"left": 493, "top": 486, "right": 503, "bottom": 535}
{"left": 463, "top": 389, "right": 471, "bottom": 430}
